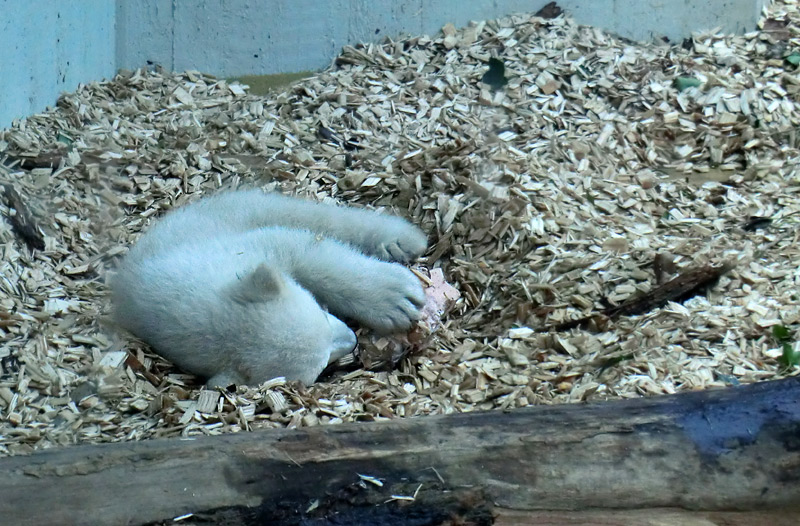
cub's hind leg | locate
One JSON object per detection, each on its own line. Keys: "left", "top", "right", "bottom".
{"left": 195, "top": 190, "right": 428, "bottom": 263}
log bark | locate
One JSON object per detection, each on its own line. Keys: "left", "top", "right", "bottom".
{"left": 1, "top": 378, "right": 799, "bottom": 526}
{"left": 2, "top": 184, "right": 45, "bottom": 250}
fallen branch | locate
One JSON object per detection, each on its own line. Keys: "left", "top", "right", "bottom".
{"left": 542, "top": 261, "right": 733, "bottom": 332}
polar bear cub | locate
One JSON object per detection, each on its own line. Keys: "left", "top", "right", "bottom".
{"left": 110, "top": 189, "right": 427, "bottom": 387}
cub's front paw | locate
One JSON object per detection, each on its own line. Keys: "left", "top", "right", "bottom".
{"left": 371, "top": 219, "right": 428, "bottom": 263}
{"left": 358, "top": 264, "right": 426, "bottom": 333}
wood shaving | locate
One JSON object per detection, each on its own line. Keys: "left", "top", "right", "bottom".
{"left": 1, "top": 2, "right": 800, "bottom": 455}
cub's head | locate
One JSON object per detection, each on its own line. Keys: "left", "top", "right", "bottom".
{"left": 222, "top": 263, "right": 356, "bottom": 386}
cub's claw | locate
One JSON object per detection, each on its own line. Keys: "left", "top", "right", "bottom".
{"left": 357, "top": 264, "right": 425, "bottom": 333}
{"left": 372, "top": 222, "right": 428, "bottom": 263}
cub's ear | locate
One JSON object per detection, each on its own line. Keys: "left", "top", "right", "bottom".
{"left": 228, "top": 263, "right": 284, "bottom": 303}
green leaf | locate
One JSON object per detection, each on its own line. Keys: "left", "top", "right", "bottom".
{"left": 674, "top": 76, "right": 702, "bottom": 92}
{"left": 779, "top": 342, "right": 800, "bottom": 368}
{"left": 56, "top": 132, "right": 74, "bottom": 146}
{"left": 773, "top": 324, "right": 791, "bottom": 343}
{"left": 599, "top": 353, "right": 634, "bottom": 373}
{"left": 482, "top": 58, "right": 507, "bottom": 90}
{"left": 602, "top": 354, "right": 633, "bottom": 367}
{"left": 785, "top": 53, "right": 800, "bottom": 66}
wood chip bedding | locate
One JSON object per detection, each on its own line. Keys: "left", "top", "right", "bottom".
{"left": 0, "top": 1, "right": 799, "bottom": 455}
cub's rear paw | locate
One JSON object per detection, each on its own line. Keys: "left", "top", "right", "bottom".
{"left": 371, "top": 220, "right": 427, "bottom": 263}
{"left": 358, "top": 264, "right": 425, "bottom": 333}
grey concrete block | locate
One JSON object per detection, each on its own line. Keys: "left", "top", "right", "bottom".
{"left": 1, "top": 0, "right": 115, "bottom": 128}
{"left": 115, "top": 0, "right": 174, "bottom": 72}
{"left": 171, "top": 0, "right": 350, "bottom": 75}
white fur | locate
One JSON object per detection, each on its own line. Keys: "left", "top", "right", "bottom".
{"left": 110, "top": 189, "right": 427, "bottom": 387}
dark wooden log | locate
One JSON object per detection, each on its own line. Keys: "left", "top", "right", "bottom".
{"left": 496, "top": 509, "right": 800, "bottom": 526}
{"left": 1, "top": 378, "right": 798, "bottom": 526}
{"left": 2, "top": 184, "right": 45, "bottom": 250}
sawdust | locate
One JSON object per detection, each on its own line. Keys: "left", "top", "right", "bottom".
{"left": 1, "top": 2, "right": 799, "bottom": 454}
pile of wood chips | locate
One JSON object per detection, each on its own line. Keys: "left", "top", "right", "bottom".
{"left": 1, "top": 2, "right": 800, "bottom": 455}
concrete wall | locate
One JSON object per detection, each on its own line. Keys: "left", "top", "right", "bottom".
{"left": 116, "top": 0, "right": 766, "bottom": 77}
{"left": 2, "top": 0, "right": 765, "bottom": 128}
{"left": 0, "top": 0, "right": 116, "bottom": 128}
